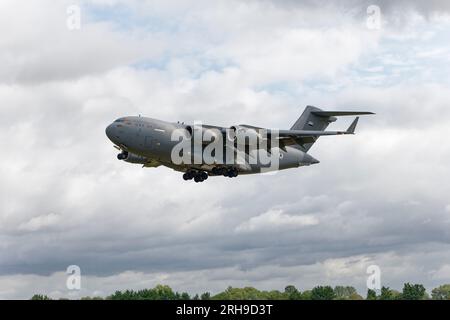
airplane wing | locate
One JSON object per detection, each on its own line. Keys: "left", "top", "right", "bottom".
{"left": 237, "top": 124, "right": 265, "bottom": 130}
{"left": 198, "top": 116, "right": 362, "bottom": 151}
{"left": 202, "top": 124, "right": 227, "bottom": 131}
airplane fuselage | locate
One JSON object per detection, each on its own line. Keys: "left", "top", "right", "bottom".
{"left": 105, "top": 106, "right": 372, "bottom": 182}
{"left": 106, "top": 116, "right": 316, "bottom": 177}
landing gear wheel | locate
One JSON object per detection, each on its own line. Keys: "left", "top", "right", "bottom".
{"left": 184, "top": 170, "right": 208, "bottom": 182}
{"left": 213, "top": 167, "right": 225, "bottom": 176}
{"left": 226, "top": 168, "right": 238, "bottom": 178}
{"left": 117, "top": 152, "right": 127, "bottom": 160}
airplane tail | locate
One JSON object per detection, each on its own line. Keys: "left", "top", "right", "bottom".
{"left": 291, "top": 105, "right": 373, "bottom": 151}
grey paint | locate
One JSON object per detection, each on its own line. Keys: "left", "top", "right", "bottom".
{"left": 105, "top": 106, "right": 373, "bottom": 181}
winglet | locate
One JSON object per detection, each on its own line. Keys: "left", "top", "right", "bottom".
{"left": 346, "top": 117, "right": 359, "bottom": 134}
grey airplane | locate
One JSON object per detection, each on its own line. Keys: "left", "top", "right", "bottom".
{"left": 105, "top": 106, "right": 373, "bottom": 182}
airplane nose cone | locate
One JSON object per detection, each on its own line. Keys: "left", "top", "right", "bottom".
{"left": 105, "top": 124, "right": 114, "bottom": 141}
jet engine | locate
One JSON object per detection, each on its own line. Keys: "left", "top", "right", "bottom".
{"left": 183, "top": 125, "right": 193, "bottom": 138}
{"left": 117, "top": 151, "right": 148, "bottom": 164}
{"left": 228, "top": 126, "right": 262, "bottom": 146}
{"left": 184, "top": 125, "right": 223, "bottom": 143}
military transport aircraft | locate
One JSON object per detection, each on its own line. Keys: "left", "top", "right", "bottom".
{"left": 105, "top": 106, "right": 373, "bottom": 182}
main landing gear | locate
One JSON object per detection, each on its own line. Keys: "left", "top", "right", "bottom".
{"left": 183, "top": 170, "right": 208, "bottom": 183}
{"left": 182, "top": 167, "right": 239, "bottom": 182}
{"left": 212, "top": 167, "right": 238, "bottom": 178}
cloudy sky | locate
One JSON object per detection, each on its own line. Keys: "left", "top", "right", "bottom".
{"left": 1, "top": 0, "right": 450, "bottom": 299}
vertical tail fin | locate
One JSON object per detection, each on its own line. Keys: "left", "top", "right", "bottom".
{"left": 290, "top": 106, "right": 336, "bottom": 151}
{"left": 291, "top": 106, "right": 373, "bottom": 151}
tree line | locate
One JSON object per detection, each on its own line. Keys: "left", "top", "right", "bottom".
{"left": 31, "top": 283, "right": 450, "bottom": 300}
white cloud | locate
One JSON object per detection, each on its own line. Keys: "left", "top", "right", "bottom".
{"left": 431, "top": 264, "right": 450, "bottom": 280}
{"left": 18, "top": 213, "right": 61, "bottom": 232}
{"left": 235, "top": 209, "right": 319, "bottom": 233}
{"left": 1, "top": 0, "right": 450, "bottom": 299}
{"left": 0, "top": 0, "right": 166, "bottom": 84}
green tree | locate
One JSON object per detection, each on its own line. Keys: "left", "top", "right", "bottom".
{"left": 391, "top": 290, "right": 402, "bottom": 300}
{"left": 107, "top": 285, "right": 178, "bottom": 300}
{"left": 366, "top": 289, "right": 377, "bottom": 300}
{"left": 81, "top": 296, "right": 103, "bottom": 300}
{"left": 401, "top": 283, "right": 427, "bottom": 300}
{"left": 150, "top": 284, "right": 177, "bottom": 300}
{"left": 284, "top": 285, "right": 302, "bottom": 300}
{"left": 212, "top": 287, "right": 287, "bottom": 300}
{"left": 213, "top": 287, "right": 264, "bottom": 300}
{"left": 431, "top": 284, "right": 450, "bottom": 300}
{"left": 201, "top": 292, "right": 211, "bottom": 300}
{"left": 40, "top": 282, "right": 450, "bottom": 301}
{"left": 379, "top": 286, "right": 394, "bottom": 300}
{"left": 301, "top": 290, "right": 312, "bottom": 300}
{"left": 334, "top": 286, "right": 361, "bottom": 300}
{"left": 264, "top": 290, "right": 286, "bottom": 300}
{"left": 31, "top": 294, "right": 52, "bottom": 300}
{"left": 311, "top": 286, "right": 336, "bottom": 300}
{"left": 180, "top": 292, "right": 191, "bottom": 300}
{"left": 378, "top": 287, "right": 401, "bottom": 300}
{"left": 349, "top": 293, "right": 364, "bottom": 300}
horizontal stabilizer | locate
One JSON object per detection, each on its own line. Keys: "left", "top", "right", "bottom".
{"left": 312, "top": 111, "right": 375, "bottom": 117}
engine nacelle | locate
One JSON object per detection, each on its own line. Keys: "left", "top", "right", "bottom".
{"left": 185, "top": 125, "right": 223, "bottom": 143}
{"left": 118, "top": 151, "right": 148, "bottom": 164}
{"left": 202, "top": 127, "right": 223, "bottom": 143}
{"left": 228, "top": 126, "right": 262, "bottom": 146}
{"left": 184, "top": 125, "right": 193, "bottom": 138}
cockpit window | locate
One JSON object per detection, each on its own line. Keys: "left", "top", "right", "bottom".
{"left": 115, "top": 119, "right": 125, "bottom": 123}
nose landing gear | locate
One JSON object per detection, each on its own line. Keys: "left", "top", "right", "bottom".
{"left": 117, "top": 151, "right": 128, "bottom": 160}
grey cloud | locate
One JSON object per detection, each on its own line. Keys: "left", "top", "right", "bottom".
{"left": 269, "top": 0, "right": 450, "bottom": 15}
{"left": 1, "top": 0, "right": 450, "bottom": 299}
{"left": 0, "top": 1, "right": 166, "bottom": 84}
